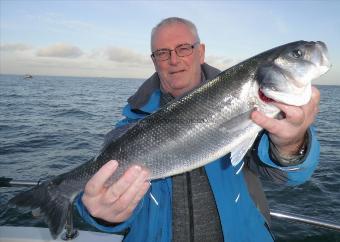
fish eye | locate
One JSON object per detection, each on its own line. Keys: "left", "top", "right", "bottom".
{"left": 291, "top": 49, "right": 303, "bottom": 58}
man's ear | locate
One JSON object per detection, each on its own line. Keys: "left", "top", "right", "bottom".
{"left": 199, "top": 43, "right": 205, "bottom": 64}
{"left": 151, "top": 55, "right": 158, "bottom": 70}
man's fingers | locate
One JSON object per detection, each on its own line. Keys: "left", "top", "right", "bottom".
{"left": 104, "top": 165, "right": 145, "bottom": 204}
{"left": 271, "top": 102, "right": 304, "bottom": 126}
{"left": 251, "top": 110, "right": 280, "bottom": 133}
{"left": 304, "top": 86, "right": 320, "bottom": 116}
{"left": 111, "top": 168, "right": 150, "bottom": 212}
{"left": 132, "top": 181, "right": 151, "bottom": 207}
{"left": 84, "top": 160, "right": 118, "bottom": 196}
{"left": 116, "top": 181, "right": 151, "bottom": 222}
{"left": 109, "top": 181, "right": 150, "bottom": 223}
{"left": 311, "top": 86, "right": 321, "bottom": 103}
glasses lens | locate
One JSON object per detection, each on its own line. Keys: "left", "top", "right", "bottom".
{"left": 153, "top": 50, "right": 170, "bottom": 61}
{"left": 176, "top": 44, "right": 194, "bottom": 57}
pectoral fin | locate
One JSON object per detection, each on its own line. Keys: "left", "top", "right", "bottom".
{"left": 230, "top": 134, "right": 257, "bottom": 167}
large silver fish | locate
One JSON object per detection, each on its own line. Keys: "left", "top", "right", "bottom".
{"left": 9, "top": 41, "right": 330, "bottom": 238}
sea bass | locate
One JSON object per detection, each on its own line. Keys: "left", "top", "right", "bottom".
{"left": 9, "top": 41, "right": 330, "bottom": 238}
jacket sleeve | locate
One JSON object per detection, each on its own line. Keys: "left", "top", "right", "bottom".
{"left": 75, "top": 191, "right": 147, "bottom": 234}
{"left": 248, "top": 126, "right": 320, "bottom": 186}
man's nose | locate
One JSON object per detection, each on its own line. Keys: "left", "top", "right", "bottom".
{"left": 169, "top": 50, "right": 179, "bottom": 65}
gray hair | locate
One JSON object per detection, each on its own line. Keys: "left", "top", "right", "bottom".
{"left": 151, "top": 17, "right": 201, "bottom": 51}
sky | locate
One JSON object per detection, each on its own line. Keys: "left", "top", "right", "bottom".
{"left": 0, "top": 0, "right": 339, "bottom": 85}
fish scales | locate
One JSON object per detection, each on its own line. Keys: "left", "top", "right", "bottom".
{"left": 101, "top": 59, "right": 261, "bottom": 182}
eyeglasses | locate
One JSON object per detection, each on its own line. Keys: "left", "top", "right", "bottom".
{"left": 151, "top": 42, "right": 199, "bottom": 61}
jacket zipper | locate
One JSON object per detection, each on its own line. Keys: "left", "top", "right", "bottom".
{"left": 186, "top": 172, "right": 194, "bottom": 242}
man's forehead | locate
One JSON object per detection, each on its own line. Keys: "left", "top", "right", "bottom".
{"left": 152, "top": 23, "right": 195, "bottom": 49}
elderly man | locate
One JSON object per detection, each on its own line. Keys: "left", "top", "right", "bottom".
{"left": 77, "top": 17, "right": 320, "bottom": 241}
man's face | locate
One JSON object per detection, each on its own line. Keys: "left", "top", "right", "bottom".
{"left": 151, "top": 23, "right": 205, "bottom": 97}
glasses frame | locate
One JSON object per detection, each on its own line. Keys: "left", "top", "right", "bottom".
{"left": 151, "top": 42, "right": 200, "bottom": 61}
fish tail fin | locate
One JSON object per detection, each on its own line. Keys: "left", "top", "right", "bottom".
{"left": 9, "top": 177, "right": 72, "bottom": 239}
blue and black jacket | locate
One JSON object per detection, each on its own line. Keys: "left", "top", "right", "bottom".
{"left": 76, "top": 63, "right": 320, "bottom": 242}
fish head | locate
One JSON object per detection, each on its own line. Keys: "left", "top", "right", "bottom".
{"left": 257, "top": 41, "right": 331, "bottom": 106}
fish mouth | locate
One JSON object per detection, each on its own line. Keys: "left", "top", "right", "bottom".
{"left": 316, "top": 41, "right": 331, "bottom": 70}
{"left": 258, "top": 89, "right": 274, "bottom": 103}
{"left": 259, "top": 85, "right": 312, "bottom": 106}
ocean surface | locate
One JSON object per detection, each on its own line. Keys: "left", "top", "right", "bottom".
{"left": 0, "top": 74, "right": 339, "bottom": 242}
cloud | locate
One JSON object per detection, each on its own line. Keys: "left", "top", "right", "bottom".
{"left": 36, "top": 43, "right": 83, "bottom": 58}
{"left": 0, "top": 43, "right": 32, "bottom": 52}
{"left": 205, "top": 55, "right": 238, "bottom": 71}
{"left": 106, "top": 47, "right": 151, "bottom": 65}
{"left": 1, "top": 42, "right": 154, "bottom": 78}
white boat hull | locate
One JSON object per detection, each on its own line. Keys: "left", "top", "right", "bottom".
{"left": 0, "top": 226, "right": 123, "bottom": 242}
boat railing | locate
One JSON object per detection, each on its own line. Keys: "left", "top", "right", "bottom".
{"left": 1, "top": 176, "right": 340, "bottom": 240}
{"left": 270, "top": 210, "right": 340, "bottom": 232}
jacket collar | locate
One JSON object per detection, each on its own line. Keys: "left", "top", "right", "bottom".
{"left": 126, "top": 63, "right": 221, "bottom": 115}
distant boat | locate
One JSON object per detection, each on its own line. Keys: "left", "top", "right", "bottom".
{"left": 24, "top": 74, "right": 33, "bottom": 79}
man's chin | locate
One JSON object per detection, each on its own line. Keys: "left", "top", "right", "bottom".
{"left": 169, "top": 80, "right": 188, "bottom": 90}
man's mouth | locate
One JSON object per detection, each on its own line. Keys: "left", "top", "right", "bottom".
{"left": 169, "top": 70, "right": 185, "bottom": 75}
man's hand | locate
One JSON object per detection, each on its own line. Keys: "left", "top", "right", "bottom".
{"left": 251, "top": 86, "right": 320, "bottom": 156}
{"left": 82, "top": 160, "right": 150, "bottom": 223}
